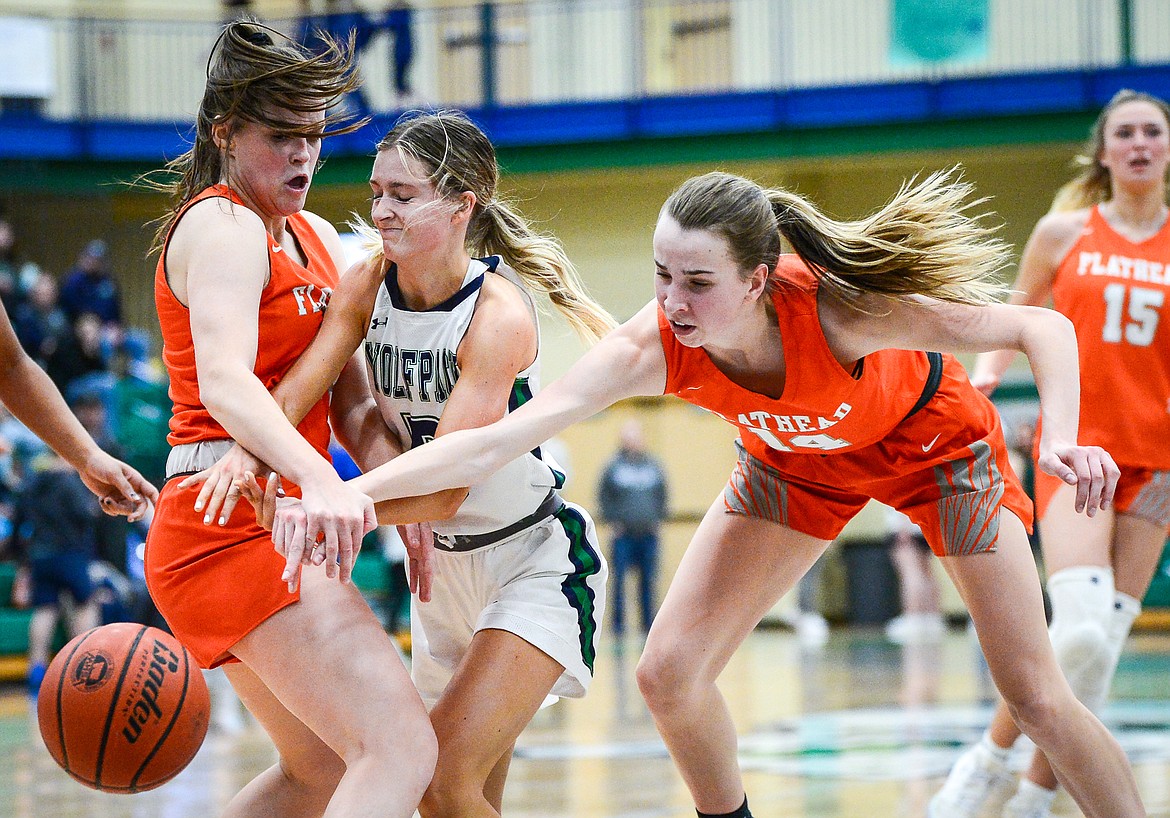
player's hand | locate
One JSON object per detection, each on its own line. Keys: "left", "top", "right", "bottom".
{"left": 78, "top": 451, "right": 156, "bottom": 523}
{"left": 179, "top": 444, "right": 266, "bottom": 526}
{"left": 239, "top": 471, "right": 283, "bottom": 532}
{"left": 1037, "top": 443, "right": 1119, "bottom": 516}
{"left": 272, "top": 476, "right": 377, "bottom": 592}
{"left": 397, "top": 522, "right": 434, "bottom": 603}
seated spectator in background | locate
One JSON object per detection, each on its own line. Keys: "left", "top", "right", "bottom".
{"left": 13, "top": 271, "right": 70, "bottom": 368}
{"left": 0, "top": 404, "right": 48, "bottom": 490}
{"left": 0, "top": 215, "right": 42, "bottom": 313}
{"left": 9, "top": 446, "right": 105, "bottom": 696}
{"left": 46, "top": 312, "right": 109, "bottom": 396}
{"left": 58, "top": 239, "right": 123, "bottom": 334}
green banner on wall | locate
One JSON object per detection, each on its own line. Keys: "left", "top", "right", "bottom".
{"left": 890, "top": 0, "right": 989, "bottom": 66}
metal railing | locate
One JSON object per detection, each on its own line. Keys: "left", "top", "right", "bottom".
{"left": 0, "top": 0, "right": 1167, "bottom": 123}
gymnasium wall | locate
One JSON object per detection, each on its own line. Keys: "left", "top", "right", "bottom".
{"left": 0, "top": 138, "right": 1076, "bottom": 618}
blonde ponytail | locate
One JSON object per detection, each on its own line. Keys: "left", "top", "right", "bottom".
{"left": 470, "top": 199, "right": 616, "bottom": 342}
{"left": 769, "top": 168, "right": 1010, "bottom": 305}
{"left": 370, "top": 109, "right": 616, "bottom": 343}
{"left": 665, "top": 169, "right": 1009, "bottom": 307}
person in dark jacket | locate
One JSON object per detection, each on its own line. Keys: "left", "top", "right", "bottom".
{"left": 598, "top": 419, "right": 668, "bottom": 635}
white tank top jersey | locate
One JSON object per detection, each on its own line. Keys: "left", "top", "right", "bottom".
{"left": 363, "top": 256, "right": 565, "bottom": 538}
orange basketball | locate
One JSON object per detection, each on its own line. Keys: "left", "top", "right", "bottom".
{"left": 36, "top": 623, "right": 210, "bottom": 793}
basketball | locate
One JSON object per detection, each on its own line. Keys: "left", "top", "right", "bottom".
{"left": 36, "top": 623, "right": 210, "bottom": 793}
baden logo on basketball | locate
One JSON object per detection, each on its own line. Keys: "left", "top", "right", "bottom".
{"left": 119, "top": 638, "right": 182, "bottom": 744}
{"left": 70, "top": 651, "right": 114, "bottom": 692}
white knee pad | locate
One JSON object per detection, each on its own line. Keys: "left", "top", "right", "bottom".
{"left": 1046, "top": 566, "right": 1114, "bottom": 712}
{"left": 1096, "top": 592, "right": 1142, "bottom": 698}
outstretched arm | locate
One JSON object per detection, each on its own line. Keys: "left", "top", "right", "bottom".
{"left": 356, "top": 303, "right": 665, "bottom": 500}
{"left": 184, "top": 250, "right": 387, "bottom": 520}
{"left": 271, "top": 302, "right": 668, "bottom": 547}
{"left": 0, "top": 300, "right": 155, "bottom": 519}
{"left": 827, "top": 291, "right": 1115, "bottom": 515}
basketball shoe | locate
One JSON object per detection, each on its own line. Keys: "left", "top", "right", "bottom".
{"left": 928, "top": 742, "right": 1016, "bottom": 818}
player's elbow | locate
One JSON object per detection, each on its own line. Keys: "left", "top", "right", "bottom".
{"left": 432, "top": 487, "right": 469, "bottom": 519}
{"left": 1019, "top": 307, "right": 1075, "bottom": 351}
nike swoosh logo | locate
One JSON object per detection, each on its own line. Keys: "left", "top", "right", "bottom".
{"left": 683, "top": 386, "right": 702, "bottom": 391}
{"left": 271, "top": 245, "right": 283, "bottom": 253}
{"left": 921, "top": 433, "right": 942, "bottom": 453}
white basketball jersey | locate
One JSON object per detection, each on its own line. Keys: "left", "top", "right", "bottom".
{"left": 364, "top": 256, "right": 564, "bottom": 536}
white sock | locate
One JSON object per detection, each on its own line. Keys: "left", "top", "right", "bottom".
{"left": 980, "top": 730, "right": 1011, "bottom": 762}
{"left": 1109, "top": 592, "right": 1141, "bottom": 649}
{"left": 1014, "top": 778, "right": 1057, "bottom": 810}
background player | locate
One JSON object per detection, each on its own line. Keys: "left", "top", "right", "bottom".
{"left": 931, "top": 88, "right": 1170, "bottom": 818}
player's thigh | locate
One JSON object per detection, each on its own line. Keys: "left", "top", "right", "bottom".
{"left": 649, "top": 497, "right": 829, "bottom": 677}
{"left": 429, "top": 628, "right": 563, "bottom": 776}
{"left": 230, "top": 565, "right": 430, "bottom": 757}
{"left": 1038, "top": 482, "right": 1116, "bottom": 573}
{"left": 224, "top": 661, "right": 344, "bottom": 780}
{"left": 941, "top": 511, "right": 1060, "bottom": 701}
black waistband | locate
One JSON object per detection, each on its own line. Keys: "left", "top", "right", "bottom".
{"left": 433, "top": 490, "right": 564, "bottom": 553}
{"left": 902, "top": 351, "right": 944, "bottom": 422}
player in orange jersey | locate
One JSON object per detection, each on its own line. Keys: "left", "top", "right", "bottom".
{"left": 267, "top": 169, "right": 1145, "bottom": 818}
{"left": 933, "top": 89, "right": 1170, "bottom": 818}
{"left": 143, "top": 20, "right": 439, "bottom": 818}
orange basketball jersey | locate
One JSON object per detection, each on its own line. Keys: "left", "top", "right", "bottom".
{"left": 660, "top": 256, "right": 939, "bottom": 471}
{"left": 154, "top": 184, "right": 337, "bottom": 458}
{"left": 1051, "top": 205, "right": 1170, "bottom": 467}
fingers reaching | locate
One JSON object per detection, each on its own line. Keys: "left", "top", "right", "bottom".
{"left": 1040, "top": 444, "right": 1120, "bottom": 517}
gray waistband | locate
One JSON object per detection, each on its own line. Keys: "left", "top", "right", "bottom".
{"left": 433, "top": 490, "right": 564, "bottom": 553}
{"left": 166, "top": 440, "right": 235, "bottom": 480}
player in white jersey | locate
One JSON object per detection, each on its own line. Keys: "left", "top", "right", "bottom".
{"left": 364, "top": 253, "right": 604, "bottom": 708}
{"left": 186, "top": 110, "right": 615, "bottom": 818}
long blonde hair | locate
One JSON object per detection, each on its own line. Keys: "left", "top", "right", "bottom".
{"left": 145, "top": 19, "right": 364, "bottom": 253}
{"left": 1050, "top": 88, "right": 1170, "bottom": 213}
{"left": 356, "top": 110, "right": 616, "bottom": 342}
{"left": 664, "top": 169, "right": 1010, "bottom": 305}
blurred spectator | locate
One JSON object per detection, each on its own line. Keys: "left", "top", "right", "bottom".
{"left": 0, "top": 215, "right": 42, "bottom": 313}
{"left": 883, "top": 507, "right": 945, "bottom": 644}
{"left": 221, "top": 0, "right": 254, "bottom": 21}
{"left": 12, "top": 270, "right": 69, "bottom": 367}
{"left": 9, "top": 447, "right": 104, "bottom": 696}
{"left": 46, "top": 311, "right": 109, "bottom": 395}
{"left": 297, "top": 0, "right": 376, "bottom": 113}
{"left": 0, "top": 404, "right": 48, "bottom": 489}
{"left": 385, "top": 1, "right": 415, "bottom": 101}
{"left": 109, "top": 332, "right": 170, "bottom": 490}
{"left": 58, "top": 239, "right": 123, "bottom": 330}
{"left": 597, "top": 419, "right": 668, "bottom": 635}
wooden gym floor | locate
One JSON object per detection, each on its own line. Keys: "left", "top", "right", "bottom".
{"left": 1, "top": 625, "right": 1168, "bottom": 817}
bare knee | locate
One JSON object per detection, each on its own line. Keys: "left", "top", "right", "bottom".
{"left": 278, "top": 746, "right": 346, "bottom": 799}
{"left": 344, "top": 710, "right": 438, "bottom": 793}
{"left": 636, "top": 639, "right": 700, "bottom": 711}
{"left": 1001, "top": 686, "right": 1067, "bottom": 743}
